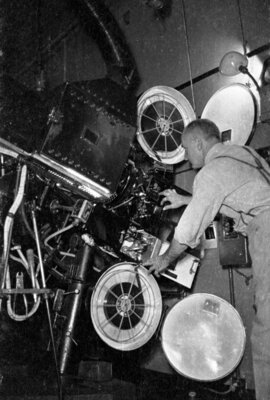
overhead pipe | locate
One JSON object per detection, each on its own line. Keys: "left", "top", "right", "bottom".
{"left": 70, "top": 0, "right": 139, "bottom": 90}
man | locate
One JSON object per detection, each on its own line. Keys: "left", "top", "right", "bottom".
{"left": 144, "top": 118, "right": 270, "bottom": 400}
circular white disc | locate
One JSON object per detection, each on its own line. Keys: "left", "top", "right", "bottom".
{"left": 201, "top": 83, "right": 257, "bottom": 145}
{"left": 137, "top": 86, "right": 196, "bottom": 164}
{"left": 91, "top": 262, "right": 162, "bottom": 351}
{"left": 162, "top": 293, "right": 246, "bottom": 381}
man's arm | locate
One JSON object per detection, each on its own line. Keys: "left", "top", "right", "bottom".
{"left": 143, "top": 239, "right": 187, "bottom": 277}
{"left": 160, "top": 189, "right": 192, "bottom": 210}
{"left": 145, "top": 167, "right": 226, "bottom": 277}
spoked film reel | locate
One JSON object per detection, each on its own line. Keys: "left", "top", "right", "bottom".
{"left": 90, "top": 262, "right": 162, "bottom": 351}
{"left": 137, "top": 86, "right": 196, "bottom": 164}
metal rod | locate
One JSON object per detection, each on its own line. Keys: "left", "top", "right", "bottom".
{"left": 227, "top": 266, "right": 243, "bottom": 385}
{"left": 0, "top": 288, "right": 51, "bottom": 295}
{"left": 31, "top": 204, "right": 63, "bottom": 400}
{"left": 228, "top": 266, "right": 235, "bottom": 308}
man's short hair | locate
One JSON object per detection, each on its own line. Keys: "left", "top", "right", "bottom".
{"left": 184, "top": 118, "right": 220, "bottom": 141}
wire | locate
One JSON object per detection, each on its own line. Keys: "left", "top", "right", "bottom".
{"left": 107, "top": 196, "right": 135, "bottom": 211}
{"left": 245, "top": 69, "right": 261, "bottom": 93}
{"left": 236, "top": 0, "right": 247, "bottom": 55}
{"left": 181, "top": 0, "right": 196, "bottom": 115}
{"left": 31, "top": 205, "right": 63, "bottom": 400}
{"left": 234, "top": 268, "right": 253, "bottom": 285}
{"left": 205, "top": 385, "right": 234, "bottom": 395}
{"left": 44, "top": 222, "right": 76, "bottom": 249}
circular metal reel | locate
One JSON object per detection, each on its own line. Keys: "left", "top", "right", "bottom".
{"left": 201, "top": 83, "right": 257, "bottom": 145}
{"left": 162, "top": 293, "right": 246, "bottom": 381}
{"left": 137, "top": 86, "right": 196, "bottom": 164}
{"left": 91, "top": 262, "right": 162, "bottom": 351}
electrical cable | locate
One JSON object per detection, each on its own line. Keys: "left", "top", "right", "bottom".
{"left": 44, "top": 222, "right": 76, "bottom": 249}
{"left": 181, "top": 0, "right": 196, "bottom": 115}
{"left": 236, "top": 0, "right": 247, "bottom": 55}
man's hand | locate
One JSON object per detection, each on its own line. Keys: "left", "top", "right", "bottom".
{"left": 160, "top": 189, "right": 191, "bottom": 211}
{"left": 142, "top": 254, "right": 170, "bottom": 277}
{"left": 143, "top": 239, "right": 188, "bottom": 278}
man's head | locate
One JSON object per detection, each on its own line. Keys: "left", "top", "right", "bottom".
{"left": 182, "top": 118, "right": 221, "bottom": 169}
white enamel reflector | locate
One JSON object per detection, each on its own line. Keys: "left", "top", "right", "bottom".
{"left": 162, "top": 293, "right": 246, "bottom": 381}
{"left": 201, "top": 83, "right": 257, "bottom": 145}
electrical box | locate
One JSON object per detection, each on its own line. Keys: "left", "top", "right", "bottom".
{"left": 217, "top": 216, "right": 251, "bottom": 267}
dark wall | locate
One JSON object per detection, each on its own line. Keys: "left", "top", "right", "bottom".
{"left": 3, "top": 0, "right": 270, "bottom": 147}
{"left": 4, "top": 1, "right": 270, "bottom": 95}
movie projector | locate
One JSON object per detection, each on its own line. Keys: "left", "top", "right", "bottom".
{"left": 0, "top": 80, "right": 249, "bottom": 382}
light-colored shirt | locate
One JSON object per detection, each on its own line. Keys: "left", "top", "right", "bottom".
{"left": 174, "top": 142, "right": 270, "bottom": 248}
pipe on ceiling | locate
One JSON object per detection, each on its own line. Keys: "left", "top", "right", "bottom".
{"left": 71, "top": 0, "right": 139, "bottom": 90}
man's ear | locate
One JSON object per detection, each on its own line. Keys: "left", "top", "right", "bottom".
{"left": 194, "top": 136, "right": 203, "bottom": 151}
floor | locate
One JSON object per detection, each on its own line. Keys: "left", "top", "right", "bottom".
{"left": 0, "top": 299, "right": 256, "bottom": 400}
{"left": 0, "top": 357, "right": 257, "bottom": 400}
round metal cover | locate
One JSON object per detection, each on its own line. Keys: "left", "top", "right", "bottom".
{"left": 137, "top": 86, "right": 196, "bottom": 164}
{"left": 162, "top": 293, "right": 246, "bottom": 381}
{"left": 91, "top": 262, "right": 162, "bottom": 351}
{"left": 201, "top": 83, "right": 257, "bottom": 145}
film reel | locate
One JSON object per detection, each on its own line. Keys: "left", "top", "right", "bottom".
{"left": 90, "top": 262, "right": 162, "bottom": 351}
{"left": 137, "top": 86, "right": 196, "bottom": 164}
